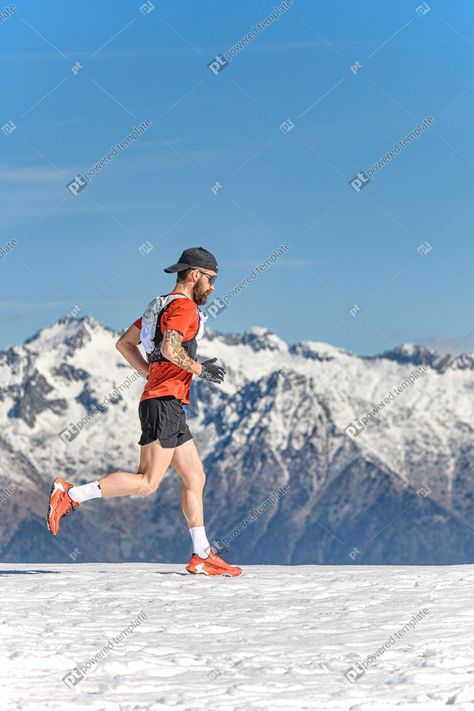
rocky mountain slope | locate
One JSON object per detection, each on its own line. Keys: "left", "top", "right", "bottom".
{"left": 0, "top": 315, "right": 473, "bottom": 564}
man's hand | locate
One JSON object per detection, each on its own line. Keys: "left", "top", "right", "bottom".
{"left": 199, "top": 357, "right": 225, "bottom": 384}
{"left": 161, "top": 331, "right": 225, "bottom": 382}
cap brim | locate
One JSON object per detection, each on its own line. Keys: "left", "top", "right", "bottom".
{"left": 163, "top": 262, "right": 193, "bottom": 273}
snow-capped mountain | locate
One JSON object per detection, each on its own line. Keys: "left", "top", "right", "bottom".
{"left": 0, "top": 315, "right": 473, "bottom": 565}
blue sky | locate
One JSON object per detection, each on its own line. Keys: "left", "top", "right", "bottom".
{"left": 1, "top": 0, "right": 473, "bottom": 355}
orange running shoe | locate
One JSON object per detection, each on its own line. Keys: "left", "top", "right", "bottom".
{"left": 47, "top": 476, "right": 80, "bottom": 535}
{"left": 186, "top": 546, "right": 242, "bottom": 576}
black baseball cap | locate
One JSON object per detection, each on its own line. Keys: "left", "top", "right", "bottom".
{"left": 163, "top": 247, "right": 218, "bottom": 273}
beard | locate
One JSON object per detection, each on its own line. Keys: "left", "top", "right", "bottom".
{"left": 192, "top": 279, "right": 212, "bottom": 305}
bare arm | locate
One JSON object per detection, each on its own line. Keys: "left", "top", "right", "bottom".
{"left": 161, "top": 329, "right": 203, "bottom": 375}
{"left": 115, "top": 323, "right": 149, "bottom": 378}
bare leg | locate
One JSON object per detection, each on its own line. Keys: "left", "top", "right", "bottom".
{"left": 170, "top": 438, "right": 206, "bottom": 527}
{"left": 99, "top": 440, "right": 175, "bottom": 497}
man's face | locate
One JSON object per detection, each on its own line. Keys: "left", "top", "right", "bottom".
{"left": 192, "top": 268, "right": 216, "bottom": 305}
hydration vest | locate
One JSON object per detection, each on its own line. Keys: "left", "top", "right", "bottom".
{"left": 140, "top": 293, "right": 208, "bottom": 364}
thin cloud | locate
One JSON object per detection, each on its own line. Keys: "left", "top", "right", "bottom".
{"left": 0, "top": 165, "right": 68, "bottom": 183}
{"left": 416, "top": 333, "right": 474, "bottom": 355}
{"left": 0, "top": 40, "right": 346, "bottom": 63}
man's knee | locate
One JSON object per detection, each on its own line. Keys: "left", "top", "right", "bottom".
{"left": 136, "top": 471, "right": 162, "bottom": 496}
{"left": 138, "top": 483, "right": 158, "bottom": 496}
{"left": 184, "top": 468, "right": 206, "bottom": 490}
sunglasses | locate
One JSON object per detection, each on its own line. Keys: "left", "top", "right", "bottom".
{"left": 195, "top": 269, "right": 217, "bottom": 286}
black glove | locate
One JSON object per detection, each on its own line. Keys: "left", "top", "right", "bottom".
{"left": 200, "top": 357, "right": 225, "bottom": 384}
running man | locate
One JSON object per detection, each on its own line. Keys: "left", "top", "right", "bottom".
{"left": 47, "top": 247, "right": 242, "bottom": 576}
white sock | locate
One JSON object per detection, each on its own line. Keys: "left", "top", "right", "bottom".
{"left": 189, "top": 526, "right": 210, "bottom": 559}
{"left": 68, "top": 481, "right": 102, "bottom": 504}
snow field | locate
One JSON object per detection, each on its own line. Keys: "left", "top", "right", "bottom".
{"left": 1, "top": 563, "right": 474, "bottom": 710}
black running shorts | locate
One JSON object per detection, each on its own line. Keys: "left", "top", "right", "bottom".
{"left": 138, "top": 395, "right": 193, "bottom": 448}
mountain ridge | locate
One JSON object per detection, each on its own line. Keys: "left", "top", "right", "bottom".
{"left": 0, "top": 314, "right": 473, "bottom": 564}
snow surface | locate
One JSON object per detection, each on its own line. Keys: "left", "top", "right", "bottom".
{"left": 1, "top": 563, "right": 474, "bottom": 710}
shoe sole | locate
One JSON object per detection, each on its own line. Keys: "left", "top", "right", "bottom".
{"left": 186, "top": 566, "right": 241, "bottom": 577}
{"left": 46, "top": 479, "right": 56, "bottom": 535}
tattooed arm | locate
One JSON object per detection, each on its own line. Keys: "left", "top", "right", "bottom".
{"left": 161, "top": 329, "right": 203, "bottom": 376}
